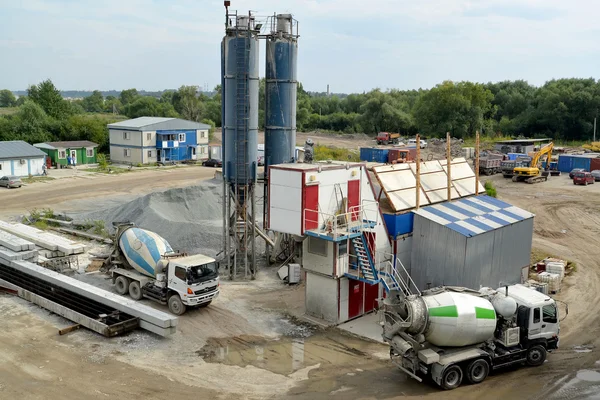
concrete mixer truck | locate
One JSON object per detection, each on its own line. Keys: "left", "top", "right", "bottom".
{"left": 104, "top": 223, "right": 219, "bottom": 315}
{"left": 381, "top": 284, "right": 562, "bottom": 390}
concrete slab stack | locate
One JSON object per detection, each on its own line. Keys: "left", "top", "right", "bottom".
{"left": 1, "top": 259, "right": 177, "bottom": 336}
{"left": 0, "top": 230, "right": 36, "bottom": 252}
{"left": 0, "top": 221, "right": 85, "bottom": 255}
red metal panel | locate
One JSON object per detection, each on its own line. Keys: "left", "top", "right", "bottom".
{"left": 364, "top": 282, "right": 379, "bottom": 313}
{"left": 348, "top": 281, "right": 363, "bottom": 319}
{"left": 303, "top": 183, "right": 319, "bottom": 232}
{"left": 591, "top": 158, "right": 600, "bottom": 172}
{"left": 347, "top": 179, "right": 360, "bottom": 221}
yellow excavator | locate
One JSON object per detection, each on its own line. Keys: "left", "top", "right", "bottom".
{"left": 512, "top": 142, "right": 554, "bottom": 184}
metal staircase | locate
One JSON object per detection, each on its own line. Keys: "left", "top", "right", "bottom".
{"left": 350, "top": 234, "right": 378, "bottom": 282}
{"left": 379, "top": 257, "right": 420, "bottom": 295}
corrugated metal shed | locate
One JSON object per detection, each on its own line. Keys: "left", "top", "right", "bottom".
{"left": 107, "top": 117, "right": 210, "bottom": 131}
{"left": 410, "top": 195, "right": 534, "bottom": 291}
{"left": 0, "top": 141, "right": 47, "bottom": 160}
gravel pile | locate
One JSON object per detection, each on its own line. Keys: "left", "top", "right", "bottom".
{"left": 82, "top": 179, "right": 226, "bottom": 257}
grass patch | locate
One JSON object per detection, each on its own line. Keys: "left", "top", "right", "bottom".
{"left": 314, "top": 145, "right": 360, "bottom": 162}
{"left": 87, "top": 166, "right": 133, "bottom": 174}
{"left": 21, "top": 176, "right": 55, "bottom": 184}
{"left": 484, "top": 180, "right": 497, "bottom": 197}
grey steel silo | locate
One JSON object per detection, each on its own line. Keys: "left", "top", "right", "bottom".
{"left": 265, "top": 14, "right": 298, "bottom": 170}
{"left": 222, "top": 15, "right": 259, "bottom": 185}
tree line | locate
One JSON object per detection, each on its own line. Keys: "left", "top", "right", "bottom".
{"left": 1, "top": 77, "right": 599, "bottom": 155}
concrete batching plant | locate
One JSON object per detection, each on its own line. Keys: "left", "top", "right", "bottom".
{"left": 221, "top": 2, "right": 299, "bottom": 280}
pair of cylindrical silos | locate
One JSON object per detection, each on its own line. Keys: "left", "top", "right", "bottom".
{"left": 221, "top": 14, "right": 298, "bottom": 186}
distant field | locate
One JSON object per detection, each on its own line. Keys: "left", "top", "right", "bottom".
{"left": 0, "top": 107, "right": 18, "bottom": 116}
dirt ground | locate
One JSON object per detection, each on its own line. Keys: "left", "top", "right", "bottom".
{"left": 2, "top": 158, "right": 600, "bottom": 399}
{"left": 212, "top": 129, "right": 375, "bottom": 150}
{"left": 0, "top": 165, "right": 218, "bottom": 219}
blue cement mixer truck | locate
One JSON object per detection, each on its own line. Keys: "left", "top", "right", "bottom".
{"left": 104, "top": 223, "right": 219, "bottom": 315}
{"left": 381, "top": 284, "right": 564, "bottom": 390}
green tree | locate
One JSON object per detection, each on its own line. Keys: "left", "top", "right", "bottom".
{"left": 27, "top": 79, "right": 71, "bottom": 119}
{"left": 104, "top": 96, "right": 122, "bottom": 114}
{"left": 0, "top": 90, "right": 17, "bottom": 107}
{"left": 119, "top": 88, "right": 139, "bottom": 106}
{"left": 82, "top": 90, "right": 104, "bottom": 113}
{"left": 123, "top": 96, "right": 178, "bottom": 119}
{"left": 172, "top": 86, "right": 204, "bottom": 121}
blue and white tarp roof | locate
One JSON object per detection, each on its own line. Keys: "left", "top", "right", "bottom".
{"left": 412, "top": 195, "right": 534, "bottom": 237}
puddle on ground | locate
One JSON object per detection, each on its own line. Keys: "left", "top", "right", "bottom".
{"left": 577, "top": 370, "right": 600, "bottom": 382}
{"left": 196, "top": 332, "right": 383, "bottom": 376}
{"left": 575, "top": 345, "right": 594, "bottom": 353}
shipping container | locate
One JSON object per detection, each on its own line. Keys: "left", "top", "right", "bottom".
{"left": 572, "top": 156, "right": 592, "bottom": 171}
{"left": 591, "top": 158, "right": 600, "bottom": 172}
{"left": 507, "top": 152, "right": 528, "bottom": 161}
{"left": 360, "top": 147, "right": 389, "bottom": 163}
{"left": 388, "top": 148, "right": 417, "bottom": 164}
{"left": 558, "top": 155, "right": 574, "bottom": 173}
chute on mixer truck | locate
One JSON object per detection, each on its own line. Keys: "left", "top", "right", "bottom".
{"left": 103, "top": 223, "right": 220, "bottom": 315}
{"left": 381, "top": 284, "right": 563, "bottom": 390}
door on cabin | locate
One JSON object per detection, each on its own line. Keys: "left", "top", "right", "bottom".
{"left": 347, "top": 179, "right": 360, "bottom": 221}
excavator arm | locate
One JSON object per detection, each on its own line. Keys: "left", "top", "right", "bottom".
{"left": 531, "top": 142, "right": 554, "bottom": 170}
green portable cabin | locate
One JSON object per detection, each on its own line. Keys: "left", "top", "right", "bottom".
{"left": 34, "top": 141, "right": 98, "bottom": 167}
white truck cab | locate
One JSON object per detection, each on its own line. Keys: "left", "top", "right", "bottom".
{"left": 167, "top": 254, "right": 220, "bottom": 309}
{"left": 503, "top": 284, "right": 560, "bottom": 345}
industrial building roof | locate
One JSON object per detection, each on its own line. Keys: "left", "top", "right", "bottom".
{"left": 0, "top": 141, "right": 46, "bottom": 160}
{"left": 34, "top": 141, "right": 98, "bottom": 150}
{"left": 107, "top": 117, "right": 210, "bottom": 131}
{"left": 412, "top": 195, "right": 534, "bottom": 237}
{"left": 495, "top": 139, "right": 551, "bottom": 144}
{"left": 372, "top": 158, "right": 486, "bottom": 213}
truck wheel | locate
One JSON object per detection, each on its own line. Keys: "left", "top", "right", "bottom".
{"left": 168, "top": 295, "right": 187, "bottom": 315}
{"left": 115, "top": 276, "right": 130, "bottom": 295}
{"left": 466, "top": 359, "right": 489, "bottom": 384}
{"left": 129, "top": 281, "right": 143, "bottom": 300}
{"left": 441, "top": 365, "right": 463, "bottom": 390}
{"left": 526, "top": 345, "right": 547, "bottom": 367}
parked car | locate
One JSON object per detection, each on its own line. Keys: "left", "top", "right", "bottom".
{"left": 408, "top": 138, "right": 427, "bottom": 149}
{"left": 202, "top": 159, "right": 222, "bottom": 168}
{"left": 0, "top": 176, "right": 22, "bottom": 189}
{"left": 591, "top": 170, "right": 600, "bottom": 182}
{"left": 569, "top": 168, "right": 586, "bottom": 179}
{"left": 573, "top": 171, "right": 595, "bottom": 186}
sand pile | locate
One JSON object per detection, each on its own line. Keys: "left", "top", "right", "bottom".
{"left": 83, "top": 180, "right": 226, "bottom": 257}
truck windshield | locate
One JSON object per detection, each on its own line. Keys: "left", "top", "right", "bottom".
{"left": 186, "top": 262, "right": 218, "bottom": 284}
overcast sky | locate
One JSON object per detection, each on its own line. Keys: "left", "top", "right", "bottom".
{"left": 0, "top": 0, "right": 598, "bottom": 93}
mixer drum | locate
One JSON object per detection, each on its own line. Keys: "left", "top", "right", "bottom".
{"left": 421, "top": 291, "right": 497, "bottom": 347}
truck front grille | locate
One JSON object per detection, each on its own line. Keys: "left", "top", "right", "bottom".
{"left": 195, "top": 286, "right": 217, "bottom": 295}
